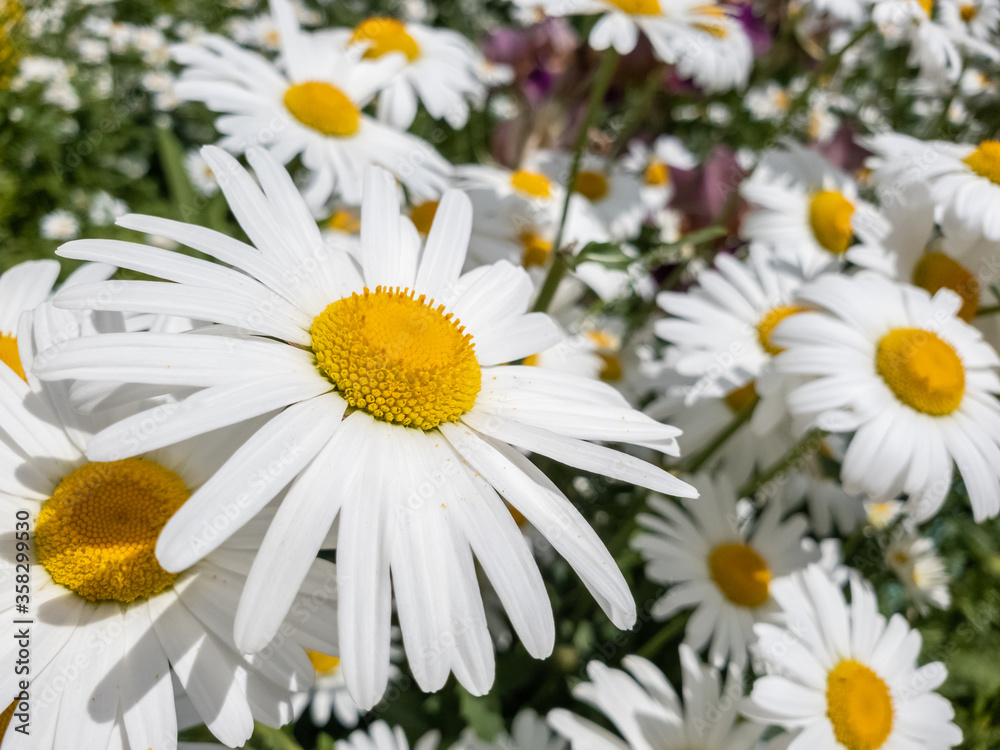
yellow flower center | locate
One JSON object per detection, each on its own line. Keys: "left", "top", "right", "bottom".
{"left": 510, "top": 170, "right": 553, "bottom": 199}
{"left": 284, "top": 81, "right": 361, "bottom": 137}
{"left": 307, "top": 651, "right": 342, "bottom": 673}
{"left": 757, "top": 305, "right": 806, "bottom": 357}
{"left": 520, "top": 231, "right": 553, "bottom": 268}
{"left": 708, "top": 542, "right": 771, "bottom": 608}
{"left": 410, "top": 200, "right": 439, "bottom": 236}
{"left": 876, "top": 328, "right": 965, "bottom": 416}
{"left": 644, "top": 160, "right": 670, "bottom": 186}
{"left": 0, "top": 700, "right": 14, "bottom": 741}
{"left": 724, "top": 380, "right": 758, "bottom": 412}
{"left": 911, "top": 252, "right": 980, "bottom": 322}
{"left": 827, "top": 660, "right": 894, "bottom": 750}
{"left": 917, "top": 0, "right": 934, "bottom": 15}
{"left": 692, "top": 4, "right": 729, "bottom": 37}
{"left": 809, "top": 190, "right": 856, "bottom": 255}
{"left": 311, "top": 287, "right": 481, "bottom": 429}
{"left": 0, "top": 334, "right": 25, "bottom": 381}
{"left": 351, "top": 18, "right": 420, "bottom": 62}
{"left": 36, "top": 458, "right": 190, "bottom": 603}
{"left": 328, "top": 209, "right": 361, "bottom": 234}
{"left": 960, "top": 3, "right": 979, "bottom": 21}
{"left": 964, "top": 140, "right": 1000, "bottom": 185}
{"left": 574, "top": 170, "right": 609, "bottom": 202}
{"left": 605, "top": 0, "right": 661, "bottom": 15}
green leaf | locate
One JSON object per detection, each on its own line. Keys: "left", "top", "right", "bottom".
{"left": 316, "top": 733, "right": 336, "bottom": 750}
{"left": 246, "top": 723, "right": 304, "bottom": 750}
{"left": 571, "top": 241, "right": 634, "bottom": 271}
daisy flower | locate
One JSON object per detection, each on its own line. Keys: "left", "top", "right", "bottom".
{"left": 0, "top": 260, "right": 62, "bottom": 380}
{"left": 867, "top": 131, "right": 1000, "bottom": 244}
{"left": 548, "top": 646, "right": 774, "bottom": 750}
{"left": 37, "top": 146, "right": 696, "bottom": 709}
{"left": 885, "top": 529, "right": 952, "bottom": 613}
{"left": 511, "top": 0, "right": 751, "bottom": 90}
{"left": 740, "top": 144, "right": 893, "bottom": 277}
{"left": 938, "top": 0, "right": 1000, "bottom": 42}
{"left": 873, "top": 0, "right": 999, "bottom": 82}
{"left": 653, "top": 245, "right": 809, "bottom": 436}
{"left": 170, "top": 0, "right": 451, "bottom": 209}
{"left": 340, "top": 721, "right": 440, "bottom": 750}
{"left": 459, "top": 709, "right": 565, "bottom": 750}
{"left": 0, "top": 289, "right": 338, "bottom": 750}
{"left": 743, "top": 565, "right": 962, "bottom": 750}
{"left": 772, "top": 272, "right": 1000, "bottom": 521}
{"left": 39, "top": 209, "right": 80, "bottom": 240}
{"left": 632, "top": 475, "right": 815, "bottom": 668}
{"left": 622, "top": 135, "right": 697, "bottom": 213}
{"left": 327, "top": 16, "right": 496, "bottom": 129}
{"left": 532, "top": 150, "right": 645, "bottom": 241}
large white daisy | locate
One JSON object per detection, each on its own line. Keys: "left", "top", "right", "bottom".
{"left": 0, "top": 284, "right": 338, "bottom": 750}
{"left": 867, "top": 132, "right": 1000, "bottom": 244}
{"left": 36, "top": 146, "right": 696, "bottom": 709}
{"left": 548, "top": 646, "right": 775, "bottom": 750}
{"left": 740, "top": 144, "right": 893, "bottom": 277}
{"left": 632, "top": 475, "right": 815, "bottom": 668}
{"left": 742, "top": 565, "right": 962, "bottom": 750}
{"left": 327, "top": 16, "right": 499, "bottom": 130}
{"left": 171, "top": 0, "right": 451, "bottom": 209}
{"left": 772, "top": 272, "right": 1000, "bottom": 521}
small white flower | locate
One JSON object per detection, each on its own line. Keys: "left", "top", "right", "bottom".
{"left": 40, "top": 209, "right": 80, "bottom": 240}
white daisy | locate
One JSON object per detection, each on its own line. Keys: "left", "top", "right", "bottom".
{"left": 39, "top": 209, "right": 80, "bottom": 240}
{"left": 653, "top": 245, "right": 809, "bottom": 441}
{"left": 938, "top": 0, "right": 1000, "bottom": 42}
{"left": 170, "top": 0, "right": 451, "bottom": 209}
{"left": 872, "top": 0, "right": 998, "bottom": 82}
{"left": 632, "top": 475, "right": 816, "bottom": 668}
{"left": 327, "top": 17, "right": 493, "bottom": 129}
{"left": 339, "top": 721, "right": 440, "bottom": 750}
{"left": 740, "top": 144, "right": 893, "bottom": 277}
{"left": 0, "top": 260, "right": 63, "bottom": 381}
{"left": 459, "top": 709, "right": 565, "bottom": 750}
{"left": 780, "top": 473, "right": 868, "bottom": 538}
{"left": 37, "top": 147, "right": 696, "bottom": 709}
{"left": 511, "top": 0, "right": 751, "bottom": 90}
{"left": 622, "top": 135, "right": 697, "bottom": 213}
{"left": 548, "top": 646, "right": 774, "bottom": 750}
{"left": 185, "top": 149, "right": 220, "bottom": 197}
{"left": 867, "top": 131, "right": 1000, "bottom": 245}
{"left": 0, "top": 290, "right": 338, "bottom": 749}
{"left": 743, "top": 565, "right": 962, "bottom": 750}
{"left": 885, "top": 529, "right": 952, "bottom": 613}
{"left": 772, "top": 272, "right": 1000, "bottom": 521}
{"left": 533, "top": 150, "right": 645, "bottom": 241}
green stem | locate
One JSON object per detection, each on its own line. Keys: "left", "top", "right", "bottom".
{"left": 976, "top": 304, "right": 1000, "bottom": 318}
{"left": 738, "top": 428, "right": 829, "bottom": 499}
{"left": 607, "top": 62, "right": 665, "bottom": 164}
{"left": 637, "top": 611, "right": 688, "bottom": 659}
{"left": 682, "top": 397, "right": 759, "bottom": 474}
{"left": 533, "top": 47, "right": 619, "bottom": 313}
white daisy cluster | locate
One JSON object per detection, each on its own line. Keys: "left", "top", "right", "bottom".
{"left": 4, "top": 0, "right": 1000, "bottom": 748}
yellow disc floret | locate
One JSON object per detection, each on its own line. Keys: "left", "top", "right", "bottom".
{"left": 809, "top": 190, "right": 856, "bottom": 255}
{"left": 410, "top": 200, "right": 439, "bottom": 235}
{"left": 960, "top": 3, "right": 979, "bottom": 21}
{"left": 911, "top": 252, "right": 980, "bottom": 322}
{"left": 351, "top": 18, "right": 420, "bottom": 61}
{"left": 520, "top": 232, "right": 553, "bottom": 268}
{"left": 510, "top": 170, "right": 553, "bottom": 199}
{"left": 708, "top": 542, "right": 771, "bottom": 608}
{"left": 964, "top": 140, "right": 1000, "bottom": 185}
{"left": 757, "top": 305, "right": 807, "bottom": 357}
{"left": 284, "top": 81, "right": 361, "bottom": 137}
{"left": 827, "top": 660, "right": 894, "bottom": 750}
{"left": 724, "top": 381, "right": 758, "bottom": 413}
{"left": 606, "top": 0, "right": 661, "bottom": 15}
{"left": 36, "top": 458, "right": 190, "bottom": 603}
{"left": 0, "top": 334, "right": 25, "bottom": 381}
{"left": 644, "top": 161, "right": 670, "bottom": 186}
{"left": 311, "top": 286, "right": 481, "bottom": 429}
{"left": 307, "top": 651, "right": 342, "bottom": 674}
{"left": 574, "top": 170, "right": 609, "bottom": 202}
{"left": 876, "top": 328, "right": 965, "bottom": 416}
